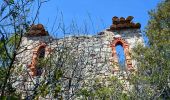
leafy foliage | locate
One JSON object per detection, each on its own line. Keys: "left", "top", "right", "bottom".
{"left": 0, "top": 0, "right": 35, "bottom": 99}
{"left": 131, "top": 0, "right": 170, "bottom": 99}
{"left": 77, "top": 76, "right": 130, "bottom": 100}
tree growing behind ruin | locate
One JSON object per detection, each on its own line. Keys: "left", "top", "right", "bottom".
{"left": 131, "top": 0, "right": 170, "bottom": 99}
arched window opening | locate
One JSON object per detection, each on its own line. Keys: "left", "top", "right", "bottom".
{"left": 29, "top": 43, "right": 47, "bottom": 76}
{"left": 38, "top": 47, "right": 45, "bottom": 58}
{"left": 111, "top": 37, "right": 133, "bottom": 71}
{"left": 36, "top": 47, "right": 45, "bottom": 76}
{"left": 115, "top": 43, "right": 126, "bottom": 70}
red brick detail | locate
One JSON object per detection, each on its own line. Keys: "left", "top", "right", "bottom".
{"left": 27, "top": 24, "right": 49, "bottom": 37}
{"left": 108, "top": 16, "right": 141, "bottom": 31}
{"left": 28, "top": 43, "right": 47, "bottom": 76}
{"left": 111, "top": 37, "right": 133, "bottom": 71}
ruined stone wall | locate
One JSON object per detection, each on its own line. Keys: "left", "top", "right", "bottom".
{"left": 13, "top": 16, "right": 144, "bottom": 99}
{"left": 15, "top": 29, "right": 143, "bottom": 75}
{"left": 13, "top": 28, "right": 143, "bottom": 99}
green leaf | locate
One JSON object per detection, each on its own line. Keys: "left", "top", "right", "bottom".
{"left": 9, "top": 0, "right": 14, "bottom": 4}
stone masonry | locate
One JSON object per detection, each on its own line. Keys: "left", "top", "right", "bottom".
{"left": 13, "top": 16, "right": 144, "bottom": 99}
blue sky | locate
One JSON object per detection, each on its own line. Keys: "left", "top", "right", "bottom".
{"left": 31, "top": 0, "right": 160, "bottom": 65}
{"left": 36, "top": 0, "right": 160, "bottom": 37}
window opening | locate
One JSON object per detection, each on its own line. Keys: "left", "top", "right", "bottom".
{"left": 37, "top": 47, "right": 45, "bottom": 76}
{"left": 115, "top": 43, "right": 126, "bottom": 70}
{"left": 38, "top": 47, "right": 45, "bottom": 58}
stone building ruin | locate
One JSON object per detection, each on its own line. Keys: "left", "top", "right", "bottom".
{"left": 13, "top": 16, "right": 144, "bottom": 99}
